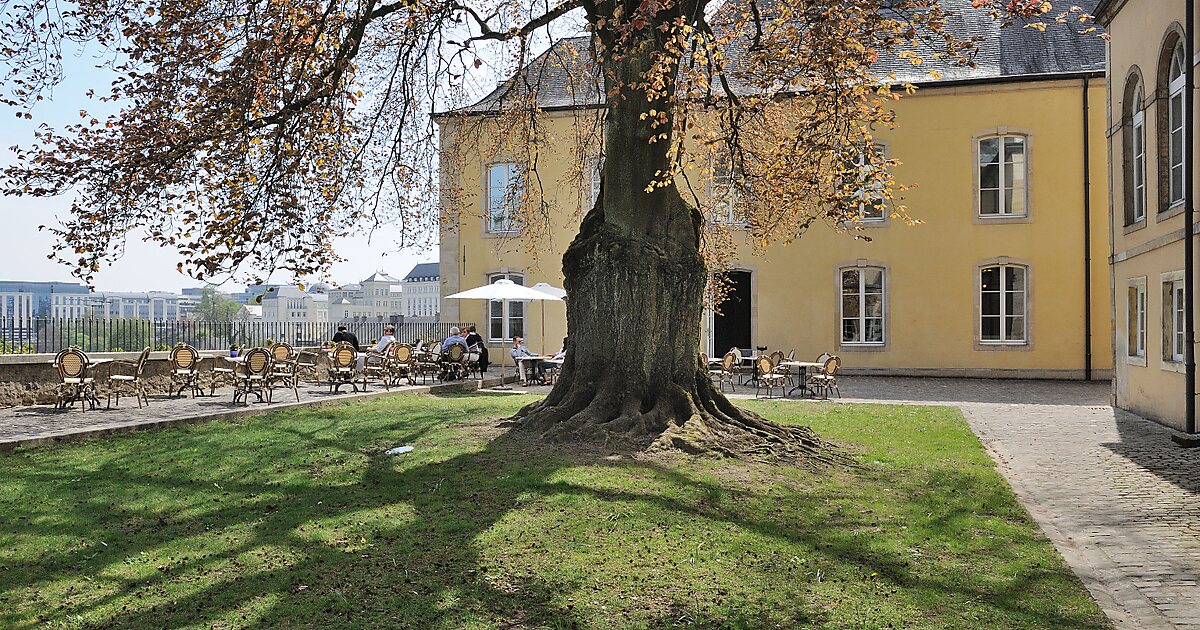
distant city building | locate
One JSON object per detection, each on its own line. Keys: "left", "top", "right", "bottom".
{"left": 58, "top": 291, "right": 188, "bottom": 320}
{"left": 0, "top": 280, "right": 89, "bottom": 318}
{"left": 402, "top": 263, "right": 440, "bottom": 320}
{"left": 260, "top": 286, "right": 329, "bottom": 322}
{"left": 231, "top": 284, "right": 282, "bottom": 305}
{"left": 327, "top": 272, "right": 404, "bottom": 321}
{"left": 236, "top": 304, "right": 263, "bottom": 320}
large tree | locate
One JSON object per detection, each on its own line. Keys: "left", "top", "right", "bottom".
{"left": 0, "top": 0, "right": 1093, "bottom": 460}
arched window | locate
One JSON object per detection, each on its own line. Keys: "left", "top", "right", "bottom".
{"left": 1168, "top": 43, "right": 1187, "bottom": 207}
{"left": 1124, "top": 74, "right": 1147, "bottom": 224}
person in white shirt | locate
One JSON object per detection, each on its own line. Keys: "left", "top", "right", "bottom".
{"left": 371, "top": 325, "right": 397, "bottom": 353}
{"left": 357, "top": 325, "right": 396, "bottom": 369}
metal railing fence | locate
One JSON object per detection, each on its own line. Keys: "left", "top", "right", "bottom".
{"left": 0, "top": 318, "right": 474, "bottom": 355}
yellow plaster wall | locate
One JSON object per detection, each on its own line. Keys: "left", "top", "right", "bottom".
{"left": 440, "top": 78, "right": 1112, "bottom": 378}
{"left": 1105, "top": 0, "right": 1199, "bottom": 429}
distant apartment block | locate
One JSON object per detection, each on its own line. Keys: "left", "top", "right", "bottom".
{"left": 54, "top": 291, "right": 188, "bottom": 320}
{"left": 402, "top": 263, "right": 440, "bottom": 319}
{"left": 0, "top": 280, "right": 89, "bottom": 318}
{"left": 260, "top": 286, "right": 330, "bottom": 323}
{"left": 325, "top": 272, "right": 405, "bottom": 321}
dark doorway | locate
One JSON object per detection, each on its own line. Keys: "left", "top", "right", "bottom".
{"left": 713, "top": 270, "right": 752, "bottom": 355}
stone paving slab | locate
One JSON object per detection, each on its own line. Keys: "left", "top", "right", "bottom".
{"left": 0, "top": 374, "right": 515, "bottom": 451}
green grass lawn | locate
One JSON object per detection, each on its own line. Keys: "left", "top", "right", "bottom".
{"left": 0, "top": 394, "right": 1109, "bottom": 629}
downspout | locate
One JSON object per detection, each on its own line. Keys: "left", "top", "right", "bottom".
{"left": 1083, "top": 76, "right": 1094, "bottom": 382}
{"left": 1187, "top": 0, "right": 1197, "bottom": 434}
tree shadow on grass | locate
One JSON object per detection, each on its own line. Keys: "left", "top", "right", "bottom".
{"left": 0, "top": 401, "right": 1108, "bottom": 629}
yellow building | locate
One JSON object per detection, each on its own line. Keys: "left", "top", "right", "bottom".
{"left": 1099, "top": 0, "right": 1199, "bottom": 431}
{"left": 438, "top": 9, "right": 1112, "bottom": 380}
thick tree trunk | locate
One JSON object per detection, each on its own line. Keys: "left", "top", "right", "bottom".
{"left": 512, "top": 31, "right": 842, "bottom": 465}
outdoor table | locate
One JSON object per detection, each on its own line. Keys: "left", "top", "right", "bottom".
{"left": 515, "top": 355, "right": 552, "bottom": 385}
{"left": 781, "top": 361, "right": 825, "bottom": 397}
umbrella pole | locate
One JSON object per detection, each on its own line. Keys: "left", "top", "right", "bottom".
{"left": 493, "top": 297, "right": 512, "bottom": 390}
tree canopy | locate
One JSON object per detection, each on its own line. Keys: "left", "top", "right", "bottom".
{"left": 0, "top": 0, "right": 1095, "bottom": 286}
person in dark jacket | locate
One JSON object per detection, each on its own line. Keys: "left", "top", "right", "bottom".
{"left": 332, "top": 326, "right": 359, "bottom": 351}
{"left": 464, "top": 324, "right": 489, "bottom": 372}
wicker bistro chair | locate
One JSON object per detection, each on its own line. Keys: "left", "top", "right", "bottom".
{"left": 54, "top": 347, "right": 99, "bottom": 410}
{"left": 210, "top": 356, "right": 237, "bottom": 395}
{"left": 107, "top": 346, "right": 151, "bottom": 409}
{"left": 270, "top": 342, "right": 297, "bottom": 375}
{"left": 710, "top": 351, "right": 738, "bottom": 392}
{"left": 389, "top": 343, "right": 415, "bottom": 386}
{"left": 294, "top": 349, "right": 320, "bottom": 382}
{"left": 466, "top": 344, "right": 485, "bottom": 379}
{"left": 441, "top": 343, "right": 468, "bottom": 381}
{"left": 362, "top": 341, "right": 395, "bottom": 390}
{"left": 328, "top": 342, "right": 364, "bottom": 393}
{"left": 169, "top": 344, "right": 205, "bottom": 398}
{"left": 266, "top": 344, "right": 301, "bottom": 402}
{"left": 768, "top": 350, "right": 795, "bottom": 388}
{"left": 234, "top": 347, "right": 273, "bottom": 404}
{"left": 807, "top": 355, "right": 842, "bottom": 399}
{"left": 755, "top": 355, "right": 788, "bottom": 399}
{"left": 414, "top": 342, "right": 442, "bottom": 384}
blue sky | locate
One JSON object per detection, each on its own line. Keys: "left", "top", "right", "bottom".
{"left": 0, "top": 43, "right": 436, "bottom": 292}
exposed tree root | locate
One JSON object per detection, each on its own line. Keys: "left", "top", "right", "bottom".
{"left": 511, "top": 371, "right": 853, "bottom": 469}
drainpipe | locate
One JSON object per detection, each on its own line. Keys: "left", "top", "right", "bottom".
{"left": 1083, "top": 76, "right": 1093, "bottom": 382}
{"left": 1187, "top": 0, "right": 1196, "bottom": 434}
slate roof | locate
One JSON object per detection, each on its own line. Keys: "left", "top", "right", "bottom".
{"left": 404, "top": 263, "right": 440, "bottom": 281}
{"left": 454, "top": 0, "right": 1102, "bottom": 114}
{"left": 361, "top": 271, "right": 400, "bottom": 284}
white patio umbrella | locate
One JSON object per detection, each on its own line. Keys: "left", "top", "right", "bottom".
{"left": 530, "top": 282, "right": 567, "bottom": 352}
{"left": 444, "top": 279, "right": 562, "bottom": 388}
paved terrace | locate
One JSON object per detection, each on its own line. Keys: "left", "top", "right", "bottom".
{"left": 3, "top": 375, "right": 1199, "bottom": 628}
{"left": 0, "top": 375, "right": 514, "bottom": 451}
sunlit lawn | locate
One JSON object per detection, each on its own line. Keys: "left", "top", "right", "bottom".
{"left": 0, "top": 393, "right": 1109, "bottom": 629}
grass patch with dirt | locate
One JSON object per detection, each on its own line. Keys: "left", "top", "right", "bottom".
{"left": 0, "top": 394, "right": 1109, "bottom": 629}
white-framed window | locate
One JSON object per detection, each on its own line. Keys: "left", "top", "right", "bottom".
{"left": 1132, "top": 82, "right": 1147, "bottom": 222}
{"left": 1168, "top": 278, "right": 1186, "bottom": 362}
{"left": 978, "top": 135, "right": 1028, "bottom": 217}
{"left": 486, "top": 163, "right": 522, "bottom": 233}
{"left": 980, "top": 264, "right": 1027, "bottom": 344}
{"left": 1128, "top": 279, "right": 1146, "bottom": 358}
{"left": 840, "top": 267, "right": 885, "bottom": 345}
{"left": 710, "top": 158, "right": 747, "bottom": 225}
{"left": 1169, "top": 43, "right": 1187, "bottom": 207}
{"left": 846, "top": 144, "right": 887, "bottom": 222}
{"left": 487, "top": 273, "right": 524, "bottom": 341}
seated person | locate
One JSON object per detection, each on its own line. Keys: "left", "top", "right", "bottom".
{"left": 550, "top": 338, "right": 567, "bottom": 361}
{"left": 442, "top": 326, "right": 467, "bottom": 352}
{"left": 371, "top": 325, "right": 397, "bottom": 353}
{"left": 332, "top": 326, "right": 360, "bottom": 351}
{"left": 440, "top": 327, "right": 469, "bottom": 380}
{"left": 464, "top": 325, "right": 488, "bottom": 372}
{"left": 359, "top": 325, "right": 398, "bottom": 369}
{"left": 510, "top": 336, "right": 548, "bottom": 384}
{"left": 537, "top": 338, "right": 567, "bottom": 385}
